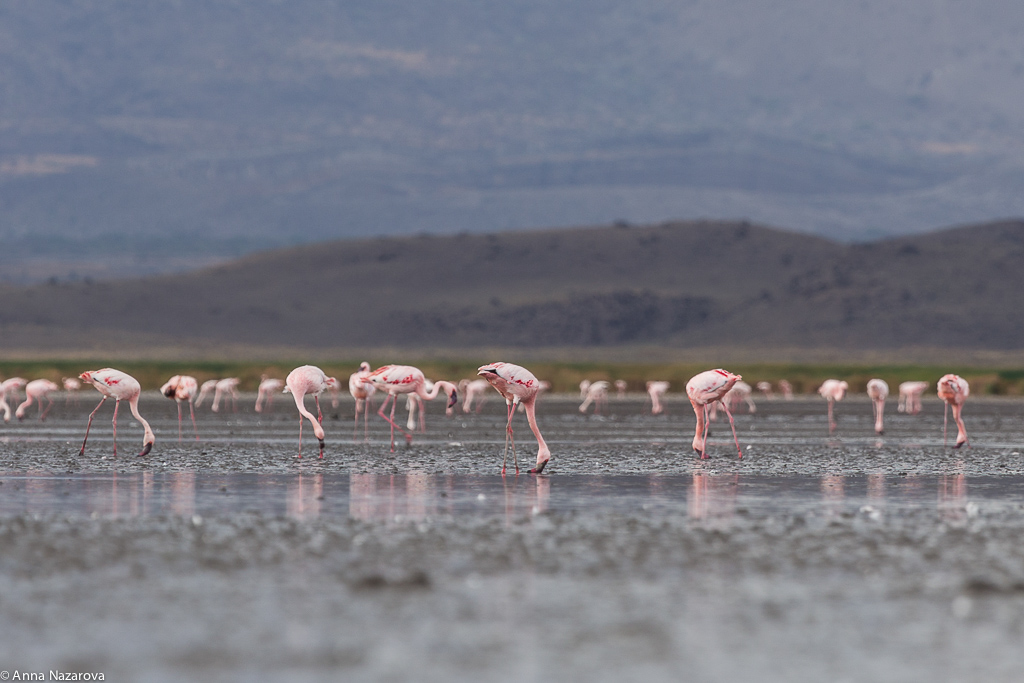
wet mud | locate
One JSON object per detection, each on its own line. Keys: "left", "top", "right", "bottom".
{"left": 1, "top": 394, "right": 1023, "bottom": 681}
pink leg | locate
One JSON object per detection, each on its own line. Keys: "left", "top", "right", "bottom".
{"left": 952, "top": 404, "right": 970, "bottom": 449}
{"left": 177, "top": 402, "right": 184, "bottom": 442}
{"left": 701, "top": 404, "right": 710, "bottom": 459}
{"left": 189, "top": 401, "right": 199, "bottom": 441}
{"left": 827, "top": 400, "right": 835, "bottom": 434}
{"left": 298, "top": 412, "right": 303, "bottom": 459}
{"left": 943, "top": 402, "right": 948, "bottom": 447}
{"left": 79, "top": 396, "right": 107, "bottom": 456}
{"left": 353, "top": 400, "right": 360, "bottom": 441}
{"left": 377, "top": 393, "right": 413, "bottom": 451}
{"left": 721, "top": 403, "right": 743, "bottom": 459}
{"left": 364, "top": 397, "right": 371, "bottom": 441}
{"left": 112, "top": 399, "right": 120, "bottom": 457}
{"left": 40, "top": 396, "right": 54, "bottom": 421}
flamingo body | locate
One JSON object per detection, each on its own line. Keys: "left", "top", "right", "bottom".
{"left": 898, "top": 381, "right": 929, "bottom": 415}
{"left": 818, "top": 379, "right": 849, "bottom": 433}
{"left": 15, "top": 379, "right": 60, "bottom": 421}
{"left": 646, "top": 381, "right": 669, "bottom": 415}
{"left": 866, "top": 378, "right": 889, "bottom": 435}
{"left": 0, "top": 377, "right": 27, "bottom": 423}
{"left": 937, "top": 374, "right": 970, "bottom": 448}
{"left": 686, "top": 369, "right": 743, "bottom": 459}
{"left": 255, "top": 376, "right": 284, "bottom": 413}
{"left": 579, "top": 380, "right": 610, "bottom": 414}
{"left": 362, "top": 365, "right": 458, "bottom": 451}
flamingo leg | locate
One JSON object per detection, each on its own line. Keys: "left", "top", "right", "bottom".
{"left": 509, "top": 398, "right": 520, "bottom": 474}
{"left": 721, "top": 403, "right": 742, "bottom": 459}
{"left": 298, "top": 411, "right": 303, "bottom": 459}
{"left": 943, "top": 402, "right": 949, "bottom": 447}
{"left": 827, "top": 399, "right": 835, "bottom": 434}
{"left": 177, "top": 401, "right": 184, "bottom": 442}
{"left": 501, "top": 399, "right": 514, "bottom": 474}
{"left": 701, "top": 404, "right": 711, "bottom": 459}
{"left": 315, "top": 396, "right": 322, "bottom": 424}
{"left": 79, "top": 396, "right": 107, "bottom": 456}
{"left": 189, "top": 401, "right": 199, "bottom": 441}
{"left": 364, "top": 397, "right": 371, "bottom": 441}
{"left": 112, "top": 399, "right": 120, "bottom": 457}
{"left": 40, "top": 396, "right": 54, "bottom": 421}
{"left": 952, "top": 404, "right": 970, "bottom": 449}
{"left": 353, "top": 399, "right": 360, "bottom": 441}
{"left": 377, "top": 393, "right": 413, "bottom": 451}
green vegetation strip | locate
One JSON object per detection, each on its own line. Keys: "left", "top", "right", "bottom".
{"left": 2, "top": 360, "right": 1023, "bottom": 396}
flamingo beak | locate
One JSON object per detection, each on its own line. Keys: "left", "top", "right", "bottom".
{"left": 528, "top": 460, "right": 548, "bottom": 474}
{"left": 447, "top": 390, "right": 458, "bottom": 409}
{"left": 138, "top": 442, "right": 153, "bottom": 457}
{"left": 478, "top": 367, "right": 499, "bottom": 378}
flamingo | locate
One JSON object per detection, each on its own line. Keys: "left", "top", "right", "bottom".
{"left": 614, "top": 379, "right": 628, "bottom": 397}
{"left": 62, "top": 377, "right": 81, "bottom": 407}
{"left": 646, "top": 381, "right": 669, "bottom": 415}
{"left": 756, "top": 381, "right": 774, "bottom": 399}
{"left": 579, "top": 380, "right": 610, "bottom": 414}
{"left": 160, "top": 375, "right": 199, "bottom": 441}
{"left": 866, "top": 378, "right": 889, "bottom": 435}
{"left": 722, "top": 380, "right": 756, "bottom": 414}
{"left": 15, "top": 379, "right": 60, "bottom": 421}
{"left": 348, "top": 362, "right": 376, "bottom": 440}
{"left": 937, "top": 374, "right": 970, "bottom": 448}
{"left": 211, "top": 378, "right": 240, "bottom": 413}
{"left": 779, "top": 380, "right": 794, "bottom": 400}
{"left": 579, "top": 380, "right": 591, "bottom": 398}
{"left": 686, "top": 369, "right": 743, "bottom": 460}
{"left": 0, "top": 377, "right": 27, "bottom": 423}
{"left": 78, "top": 368, "right": 154, "bottom": 458}
{"left": 326, "top": 376, "right": 341, "bottom": 409}
{"left": 285, "top": 365, "right": 330, "bottom": 458}
{"left": 898, "top": 381, "right": 929, "bottom": 415}
{"left": 818, "top": 379, "right": 849, "bottom": 434}
{"left": 362, "top": 365, "right": 458, "bottom": 452}
{"left": 478, "top": 362, "right": 550, "bottom": 474}
{"left": 255, "top": 375, "right": 285, "bottom": 413}
{"left": 194, "top": 379, "right": 219, "bottom": 409}
{"left": 458, "top": 378, "right": 492, "bottom": 413}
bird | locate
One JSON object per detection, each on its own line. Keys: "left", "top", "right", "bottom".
{"left": 160, "top": 375, "right": 199, "bottom": 441}
{"left": 579, "top": 380, "right": 610, "bottom": 414}
{"left": 0, "top": 377, "right": 27, "bottom": 422}
{"left": 285, "top": 365, "right": 330, "bottom": 458}
{"left": 326, "top": 376, "right": 341, "bottom": 409}
{"left": 15, "top": 379, "right": 60, "bottom": 421}
{"left": 778, "top": 379, "right": 794, "bottom": 400}
{"left": 579, "top": 379, "right": 591, "bottom": 399}
{"left": 348, "top": 362, "right": 376, "bottom": 440}
{"left": 614, "top": 379, "right": 628, "bottom": 398}
{"left": 478, "top": 362, "right": 550, "bottom": 474}
{"left": 898, "top": 381, "right": 930, "bottom": 415}
{"left": 78, "top": 368, "right": 154, "bottom": 458}
{"left": 756, "top": 381, "right": 774, "bottom": 399}
{"left": 937, "top": 374, "right": 970, "bottom": 448}
{"left": 211, "top": 378, "right": 240, "bottom": 413}
{"left": 818, "top": 379, "right": 849, "bottom": 434}
{"left": 194, "top": 379, "right": 219, "bottom": 409}
{"left": 458, "top": 378, "right": 492, "bottom": 413}
{"left": 686, "top": 369, "right": 744, "bottom": 460}
{"left": 62, "top": 377, "right": 81, "bottom": 406}
{"left": 361, "top": 365, "right": 458, "bottom": 452}
{"left": 721, "top": 380, "right": 756, "bottom": 414}
{"left": 255, "top": 375, "right": 285, "bottom": 413}
{"left": 646, "top": 381, "right": 669, "bottom": 415}
{"left": 866, "top": 378, "right": 889, "bottom": 435}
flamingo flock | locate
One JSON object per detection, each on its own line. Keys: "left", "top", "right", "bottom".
{"left": 0, "top": 364, "right": 979, "bottom": 470}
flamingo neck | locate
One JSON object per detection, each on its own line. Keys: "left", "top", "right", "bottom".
{"left": 290, "top": 391, "right": 325, "bottom": 439}
{"left": 524, "top": 400, "right": 550, "bottom": 461}
{"left": 129, "top": 395, "right": 155, "bottom": 445}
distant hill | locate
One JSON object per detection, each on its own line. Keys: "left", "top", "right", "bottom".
{"left": 1, "top": 219, "right": 1023, "bottom": 353}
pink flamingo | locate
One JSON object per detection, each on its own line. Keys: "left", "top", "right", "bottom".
{"left": 646, "top": 381, "right": 669, "bottom": 415}
{"left": 898, "top": 381, "right": 929, "bottom": 415}
{"left": 722, "top": 380, "right": 756, "bottom": 414}
{"left": 866, "top": 378, "right": 889, "bottom": 435}
{"left": 15, "top": 379, "right": 60, "bottom": 421}
{"left": 478, "top": 362, "right": 550, "bottom": 474}
{"left": 458, "top": 378, "right": 492, "bottom": 413}
{"left": 255, "top": 375, "right": 285, "bottom": 413}
{"left": 285, "top": 365, "right": 330, "bottom": 458}
{"left": 78, "top": 368, "right": 154, "bottom": 458}
{"left": 579, "top": 380, "right": 609, "bottom": 414}
{"left": 211, "top": 378, "right": 240, "bottom": 413}
{"left": 160, "top": 375, "right": 199, "bottom": 441}
{"left": 0, "top": 377, "right": 27, "bottom": 423}
{"left": 686, "top": 369, "right": 744, "bottom": 460}
{"left": 937, "top": 374, "right": 970, "bottom": 448}
{"left": 326, "top": 376, "right": 341, "bottom": 409}
{"left": 779, "top": 380, "right": 794, "bottom": 400}
{"left": 348, "top": 362, "right": 376, "bottom": 440}
{"left": 194, "top": 379, "right": 219, "bottom": 409}
{"left": 62, "top": 377, "right": 81, "bottom": 407}
{"left": 756, "top": 381, "right": 774, "bottom": 399}
{"left": 362, "top": 365, "right": 458, "bottom": 452}
{"left": 818, "top": 379, "right": 849, "bottom": 433}
{"left": 614, "top": 379, "right": 628, "bottom": 398}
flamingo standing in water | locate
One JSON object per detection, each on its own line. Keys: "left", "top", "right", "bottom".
{"left": 78, "top": 368, "right": 154, "bottom": 458}
{"left": 614, "top": 379, "right": 628, "bottom": 398}
{"left": 646, "top": 381, "right": 669, "bottom": 415}
{"left": 362, "top": 365, "right": 458, "bottom": 452}
{"left": 62, "top": 377, "right": 81, "bottom": 407}
{"left": 898, "top": 381, "right": 929, "bottom": 415}
{"left": 195, "top": 380, "right": 219, "bottom": 409}
{"left": 0, "top": 377, "right": 27, "bottom": 423}
{"left": 779, "top": 380, "right": 794, "bottom": 400}
{"left": 458, "top": 378, "right": 492, "bottom": 413}
{"left": 478, "top": 362, "right": 550, "bottom": 474}
{"left": 211, "top": 378, "right": 240, "bottom": 413}
{"left": 579, "top": 380, "right": 610, "bottom": 414}
{"left": 818, "top": 379, "right": 849, "bottom": 434}
{"left": 15, "top": 379, "right": 60, "bottom": 421}
{"left": 348, "top": 362, "right": 376, "bottom": 440}
{"left": 686, "top": 369, "right": 744, "bottom": 460}
{"left": 866, "top": 378, "right": 889, "bottom": 435}
{"left": 160, "top": 375, "right": 199, "bottom": 441}
{"left": 285, "top": 365, "right": 330, "bottom": 458}
{"left": 937, "top": 374, "right": 970, "bottom": 448}
{"left": 255, "top": 375, "right": 285, "bottom": 413}
{"left": 722, "top": 380, "right": 756, "bottom": 414}
{"left": 756, "top": 381, "right": 774, "bottom": 399}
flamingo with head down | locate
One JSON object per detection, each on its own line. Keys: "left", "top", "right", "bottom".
{"left": 458, "top": 378, "right": 492, "bottom": 413}
{"left": 866, "top": 378, "right": 889, "bottom": 435}
{"left": 160, "top": 375, "right": 199, "bottom": 441}
{"left": 362, "top": 365, "right": 458, "bottom": 452}
{"left": 348, "top": 362, "right": 376, "bottom": 440}
{"left": 285, "top": 365, "right": 330, "bottom": 458}
{"left": 15, "top": 379, "right": 60, "bottom": 421}
{"left": 614, "top": 379, "right": 628, "bottom": 398}
{"left": 255, "top": 375, "right": 285, "bottom": 413}
{"left": 62, "top": 377, "right": 81, "bottom": 407}
{"left": 818, "top": 379, "right": 849, "bottom": 434}
{"left": 898, "top": 381, "right": 929, "bottom": 415}
{"left": 646, "top": 381, "right": 669, "bottom": 415}
{"left": 579, "top": 380, "right": 610, "bottom": 414}
{"left": 78, "top": 368, "right": 154, "bottom": 458}
{"left": 937, "top": 374, "right": 970, "bottom": 448}
{"left": 478, "top": 362, "right": 550, "bottom": 474}
{"left": 0, "top": 377, "right": 27, "bottom": 423}
{"left": 686, "top": 369, "right": 744, "bottom": 460}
